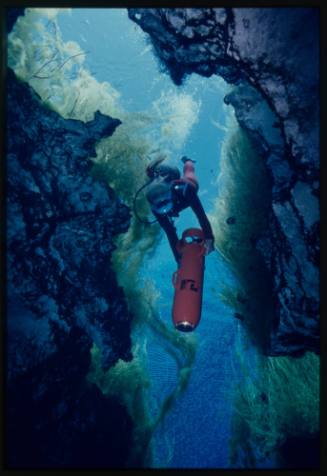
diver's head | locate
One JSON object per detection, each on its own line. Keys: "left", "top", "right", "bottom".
{"left": 146, "top": 180, "right": 173, "bottom": 215}
{"left": 154, "top": 164, "right": 180, "bottom": 181}
{"left": 146, "top": 157, "right": 181, "bottom": 181}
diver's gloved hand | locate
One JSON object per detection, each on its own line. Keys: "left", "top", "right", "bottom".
{"left": 181, "top": 156, "right": 196, "bottom": 164}
{"left": 204, "top": 239, "right": 215, "bottom": 255}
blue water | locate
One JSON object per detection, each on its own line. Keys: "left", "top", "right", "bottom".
{"left": 56, "top": 8, "right": 250, "bottom": 468}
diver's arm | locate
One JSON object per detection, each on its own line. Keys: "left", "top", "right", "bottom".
{"left": 153, "top": 212, "right": 181, "bottom": 263}
{"left": 186, "top": 186, "right": 215, "bottom": 253}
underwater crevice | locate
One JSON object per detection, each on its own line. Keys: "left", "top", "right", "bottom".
{"left": 6, "top": 8, "right": 320, "bottom": 470}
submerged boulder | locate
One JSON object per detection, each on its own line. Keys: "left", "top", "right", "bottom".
{"left": 6, "top": 68, "right": 133, "bottom": 466}
{"left": 128, "top": 8, "right": 320, "bottom": 356}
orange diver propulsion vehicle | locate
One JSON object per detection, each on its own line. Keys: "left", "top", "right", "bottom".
{"left": 172, "top": 228, "right": 205, "bottom": 332}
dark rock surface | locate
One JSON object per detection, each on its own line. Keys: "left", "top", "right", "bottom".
{"left": 128, "top": 8, "right": 320, "bottom": 356}
{"left": 6, "top": 8, "right": 25, "bottom": 33}
{"left": 6, "top": 68, "right": 134, "bottom": 467}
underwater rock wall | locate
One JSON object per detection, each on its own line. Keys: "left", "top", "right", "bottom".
{"left": 6, "top": 68, "right": 134, "bottom": 466}
{"left": 6, "top": 7, "right": 25, "bottom": 33}
{"left": 128, "top": 8, "right": 320, "bottom": 356}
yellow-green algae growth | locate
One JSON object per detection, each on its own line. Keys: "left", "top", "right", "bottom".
{"left": 7, "top": 8, "right": 121, "bottom": 121}
{"left": 210, "top": 116, "right": 319, "bottom": 466}
{"left": 209, "top": 123, "right": 273, "bottom": 350}
{"left": 87, "top": 278, "right": 197, "bottom": 466}
{"left": 229, "top": 351, "right": 319, "bottom": 466}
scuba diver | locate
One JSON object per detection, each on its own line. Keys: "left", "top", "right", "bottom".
{"left": 142, "top": 156, "right": 215, "bottom": 264}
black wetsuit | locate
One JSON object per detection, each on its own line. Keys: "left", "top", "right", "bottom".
{"left": 153, "top": 180, "right": 214, "bottom": 263}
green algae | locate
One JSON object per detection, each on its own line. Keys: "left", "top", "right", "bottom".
{"left": 229, "top": 351, "right": 320, "bottom": 466}
{"left": 209, "top": 122, "right": 273, "bottom": 351}
{"left": 87, "top": 275, "right": 197, "bottom": 467}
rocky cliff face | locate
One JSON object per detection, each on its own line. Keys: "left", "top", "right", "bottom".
{"left": 6, "top": 68, "right": 134, "bottom": 467}
{"left": 128, "top": 8, "right": 320, "bottom": 356}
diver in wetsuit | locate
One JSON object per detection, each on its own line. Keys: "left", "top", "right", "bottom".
{"left": 145, "top": 156, "right": 215, "bottom": 264}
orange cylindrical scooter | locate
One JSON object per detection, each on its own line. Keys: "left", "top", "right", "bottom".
{"left": 172, "top": 228, "right": 205, "bottom": 332}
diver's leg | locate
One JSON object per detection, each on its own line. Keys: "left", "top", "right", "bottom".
{"left": 167, "top": 231, "right": 181, "bottom": 264}
{"left": 155, "top": 212, "right": 181, "bottom": 264}
{"left": 163, "top": 221, "right": 181, "bottom": 264}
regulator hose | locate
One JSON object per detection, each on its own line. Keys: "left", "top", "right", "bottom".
{"left": 133, "top": 181, "right": 158, "bottom": 225}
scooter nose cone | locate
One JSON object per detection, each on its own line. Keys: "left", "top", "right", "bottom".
{"left": 175, "top": 321, "right": 195, "bottom": 332}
